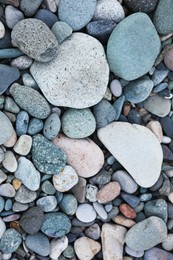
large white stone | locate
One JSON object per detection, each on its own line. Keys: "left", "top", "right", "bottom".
{"left": 97, "top": 122, "right": 163, "bottom": 188}
{"left": 30, "top": 32, "right": 109, "bottom": 109}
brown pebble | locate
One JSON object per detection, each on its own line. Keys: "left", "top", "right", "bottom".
{"left": 112, "top": 214, "right": 136, "bottom": 228}
{"left": 146, "top": 120, "right": 163, "bottom": 143}
{"left": 97, "top": 181, "right": 121, "bottom": 204}
{"left": 123, "top": 102, "right": 131, "bottom": 116}
{"left": 119, "top": 203, "right": 136, "bottom": 219}
{"left": 12, "top": 178, "right": 22, "bottom": 190}
{"left": 10, "top": 221, "right": 23, "bottom": 233}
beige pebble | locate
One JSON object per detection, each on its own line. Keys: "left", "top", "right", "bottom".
{"left": 12, "top": 178, "right": 22, "bottom": 190}
{"left": 112, "top": 214, "right": 136, "bottom": 228}
{"left": 97, "top": 181, "right": 121, "bottom": 204}
{"left": 146, "top": 120, "right": 163, "bottom": 143}
{"left": 0, "top": 21, "right": 5, "bottom": 39}
{"left": 50, "top": 236, "right": 68, "bottom": 259}
{"left": 2, "top": 151, "right": 17, "bottom": 172}
{"left": 13, "top": 135, "right": 32, "bottom": 155}
{"left": 104, "top": 87, "right": 112, "bottom": 101}
{"left": 3, "top": 130, "right": 17, "bottom": 148}
{"left": 74, "top": 236, "right": 101, "bottom": 260}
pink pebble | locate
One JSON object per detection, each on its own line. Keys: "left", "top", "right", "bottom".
{"left": 110, "top": 79, "right": 122, "bottom": 97}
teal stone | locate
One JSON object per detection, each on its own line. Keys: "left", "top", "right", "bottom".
{"left": 144, "top": 199, "right": 168, "bottom": 222}
{"left": 63, "top": 245, "right": 75, "bottom": 258}
{"left": 62, "top": 108, "right": 96, "bottom": 138}
{"left": 107, "top": 13, "right": 160, "bottom": 80}
{"left": 51, "top": 21, "right": 73, "bottom": 44}
{"left": 154, "top": 0, "right": 173, "bottom": 35}
{"left": 28, "top": 118, "right": 44, "bottom": 135}
{"left": 32, "top": 134, "right": 67, "bottom": 174}
{"left": 124, "top": 76, "right": 153, "bottom": 103}
{"left": 59, "top": 194, "right": 78, "bottom": 216}
{"left": 55, "top": 191, "right": 63, "bottom": 204}
{"left": 0, "top": 48, "right": 23, "bottom": 59}
{"left": 41, "top": 212, "right": 71, "bottom": 238}
{"left": 5, "top": 199, "right": 12, "bottom": 211}
{"left": 113, "top": 95, "right": 125, "bottom": 120}
{"left": 4, "top": 97, "right": 20, "bottom": 113}
{"left": 41, "top": 180, "right": 56, "bottom": 195}
{"left": 0, "top": 228, "right": 22, "bottom": 253}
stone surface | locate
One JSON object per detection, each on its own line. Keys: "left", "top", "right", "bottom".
{"left": 0, "top": 184, "right": 15, "bottom": 198}
{"left": 62, "top": 108, "right": 96, "bottom": 138}
{"left": 85, "top": 223, "right": 101, "bottom": 240}
{"left": 34, "top": 9, "right": 58, "bottom": 28}
{"left": 36, "top": 196, "right": 57, "bottom": 212}
{"left": 144, "top": 94, "right": 171, "bottom": 117}
{"left": 0, "top": 65, "right": 20, "bottom": 95}
{"left": 97, "top": 182, "right": 121, "bottom": 203}
{"left": 162, "top": 233, "right": 173, "bottom": 251}
{"left": 76, "top": 204, "right": 97, "bottom": 223}
{"left": 11, "top": 55, "right": 33, "bottom": 70}
{"left": 144, "top": 199, "right": 168, "bottom": 222}
{"left": 125, "top": 216, "right": 167, "bottom": 251}
{"left": 20, "top": 206, "right": 44, "bottom": 234}
{"left": 13, "top": 134, "right": 32, "bottom": 155}
{"left": 98, "top": 122, "right": 163, "bottom": 188}
{"left": 85, "top": 184, "right": 98, "bottom": 202}
{"left": 14, "top": 157, "right": 40, "bottom": 191}
{"left": 5, "top": 5, "right": 24, "bottom": 29}
{"left": 110, "top": 79, "right": 122, "bottom": 97}
{"left": 20, "top": 0, "right": 43, "bottom": 16}
{"left": 50, "top": 236, "right": 68, "bottom": 259}
{"left": 124, "top": 0, "right": 158, "bottom": 13}
{"left": 11, "top": 18, "right": 58, "bottom": 62}
{"left": 30, "top": 33, "right": 109, "bottom": 109}
{"left": 15, "top": 185, "right": 37, "bottom": 203}
{"left": 28, "top": 118, "right": 43, "bottom": 135}
{"left": 2, "top": 151, "right": 17, "bottom": 172}
{"left": 16, "top": 111, "right": 29, "bottom": 136}
{"left": 25, "top": 232, "right": 50, "bottom": 256}
{"left": 53, "top": 165, "right": 78, "bottom": 192}
{"left": 51, "top": 21, "right": 72, "bottom": 44}
{"left": 43, "top": 113, "right": 61, "bottom": 140}
{"left": 0, "top": 112, "right": 13, "bottom": 145}
{"left": 10, "top": 84, "right": 51, "bottom": 119}
{"left": 107, "top": 13, "right": 160, "bottom": 80}
{"left": 59, "top": 194, "right": 77, "bottom": 215}
{"left": 0, "top": 229, "right": 22, "bottom": 253}
{"left": 164, "top": 48, "right": 173, "bottom": 71}
{"left": 74, "top": 236, "right": 101, "bottom": 260}
{"left": 58, "top": 0, "right": 96, "bottom": 31}
{"left": 32, "top": 134, "right": 67, "bottom": 175}
{"left": 53, "top": 134, "right": 104, "bottom": 178}
{"left": 0, "top": 21, "right": 5, "bottom": 39}
{"left": 101, "top": 223, "right": 127, "bottom": 260}
{"left": 146, "top": 121, "right": 163, "bottom": 143}
{"left": 144, "top": 247, "right": 173, "bottom": 260}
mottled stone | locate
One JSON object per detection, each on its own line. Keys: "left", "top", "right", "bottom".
{"left": 51, "top": 21, "right": 72, "bottom": 43}
{"left": 15, "top": 185, "right": 37, "bottom": 203}
{"left": 20, "top": 0, "right": 43, "bottom": 16}
{"left": 0, "top": 229, "right": 22, "bottom": 253}
{"left": 97, "top": 182, "right": 121, "bottom": 203}
{"left": 124, "top": 0, "right": 158, "bottom": 13}
{"left": 25, "top": 232, "right": 50, "bottom": 256}
{"left": 36, "top": 196, "right": 57, "bottom": 212}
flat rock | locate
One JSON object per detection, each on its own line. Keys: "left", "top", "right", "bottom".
{"left": 124, "top": 0, "right": 158, "bottom": 13}
{"left": 58, "top": 0, "right": 96, "bottom": 31}
{"left": 0, "top": 111, "right": 13, "bottom": 145}
{"left": 97, "top": 122, "right": 163, "bottom": 188}
{"left": 97, "top": 182, "right": 121, "bottom": 203}
{"left": 125, "top": 216, "right": 167, "bottom": 251}
{"left": 0, "top": 228, "right": 22, "bottom": 253}
{"left": 30, "top": 33, "right": 109, "bottom": 109}
{"left": 144, "top": 94, "right": 171, "bottom": 117}
{"left": 107, "top": 13, "right": 160, "bottom": 80}
{"left": 10, "top": 84, "right": 51, "bottom": 119}
{"left": 15, "top": 185, "right": 37, "bottom": 203}
{"left": 0, "top": 65, "right": 20, "bottom": 94}
{"left": 53, "top": 134, "right": 104, "bottom": 178}
{"left": 14, "top": 157, "right": 40, "bottom": 191}
{"left": 25, "top": 232, "right": 50, "bottom": 256}
{"left": 11, "top": 18, "right": 58, "bottom": 62}
{"left": 36, "top": 196, "right": 57, "bottom": 212}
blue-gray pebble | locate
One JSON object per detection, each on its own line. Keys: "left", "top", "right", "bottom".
{"left": 0, "top": 228, "right": 22, "bottom": 253}
{"left": 28, "top": 118, "right": 43, "bottom": 135}
{"left": 35, "top": 9, "right": 58, "bottom": 28}
{"left": 59, "top": 194, "right": 78, "bottom": 215}
{"left": 43, "top": 113, "right": 61, "bottom": 140}
{"left": 0, "top": 196, "right": 4, "bottom": 212}
{"left": 20, "top": 0, "right": 43, "bottom": 17}
{"left": 16, "top": 110, "right": 29, "bottom": 136}
{"left": 0, "top": 65, "right": 20, "bottom": 94}
{"left": 144, "top": 199, "right": 168, "bottom": 222}
{"left": 51, "top": 21, "right": 72, "bottom": 44}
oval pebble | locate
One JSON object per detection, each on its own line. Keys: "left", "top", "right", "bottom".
{"left": 0, "top": 184, "right": 15, "bottom": 198}
{"left": 27, "top": 118, "right": 43, "bottom": 135}
{"left": 16, "top": 111, "right": 29, "bottom": 136}
{"left": 11, "top": 55, "right": 33, "bottom": 70}
{"left": 51, "top": 21, "right": 72, "bottom": 44}
{"left": 13, "top": 134, "right": 32, "bottom": 155}
{"left": 93, "top": 202, "right": 108, "bottom": 220}
{"left": 2, "top": 151, "right": 17, "bottom": 172}
{"left": 0, "top": 229, "right": 22, "bottom": 253}
{"left": 59, "top": 194, "right": 78, "bottom": 215}
{"left": 97, "top": 182, "right": 121, "bottom": 204}
{"left": 0, "top": 21, "right": 5, "bottom": 39}
{"left": 43, "top": 113, "right": 61, "bottom": 140}
{"left": 76, "top": 204, "right": 97, "bottom": 223}
{"left": 0, "top": 218, "right": 6, "bottom": 239}
{"left": 110, "top": 79, "right": 122, "bottom": 97}
{"left": 15, "top": 185, "right": 37, "bottom": 203}
{"left": 0, "top": 112, "right": 13, "bottom": 145}
{"left": 36, "top": 196, "right": 57, "bottom": 212}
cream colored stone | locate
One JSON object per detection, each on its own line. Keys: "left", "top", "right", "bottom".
{"left": 13, "top": 134, "right": 32, "bottom": 155}
{"left": 101, "top": 223, "right": 127, "bottom": 260}
{"left": 146, "top": 120, "right": 163, "bottom": 143}
{"left": 3, "top": 130, "right": 17, "bottom": 148}
{"left": 74, "top": 236, "right": 101, "bottom": 260}
{"left": 2, "top": 151, "right": 17, "bottom": 172}
{"left": 50, "top": 236, "right": 68, "bottom": 260}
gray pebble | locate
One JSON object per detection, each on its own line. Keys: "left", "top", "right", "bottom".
{"left": 113, "top": 95, "right": 125, "bottom": 120}
{"left": 34, "top": 9, "right": 58, "bottom": 28}
{"left": 85, "top": 223, "right": 101, "bottom": 240}
{"left": 28, "top": 118, "right": 43, "bottom": 135}
{"left": 41, "top": 180, "right": 56, "bottom": 195}
{"left": 59, "top": 194, "right": 78, "bottom": 216}
{"left": 12, "top": 202, "right": 28, "bottom": 212}
{"left": 5, "top": 5, "right": 24, "bottom": 29}
{"left": 144, "top": 199, "right": 168, "bottom": 222}
{"left": 0, "top": 228, "right": 22, "bottom": 253}
{"left": 16, "top": 110, "right": 29, "bottom": 136}
{"left": 20, "top": 0, "right": 43, "bottom": 17}
{"left": 90, "top": 170, "right": 111, "bottom": 186}
{"left": 36, "top": 196, "right": 57, "bottom": 212}
{"left": 4, "top": 97, "right": 20, "bottom": 114}
{"left": 15, "top": 185, "right": 37, "bottom": 204}
{"left": 22, "top": 73, "right": 38, "bottom": 89}
{"left": 43, "top": 113, "right": 61, "bottom": 140}
{"left": 51, "top": 21, "right": 72, "bottom": 44}
{"left": 0, "top": 65, "right": 20, "bottom": 95}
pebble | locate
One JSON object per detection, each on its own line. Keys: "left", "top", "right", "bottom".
{"left": 5, "top": 5, "right": 24, "bottom": 29}
{"left": 44, "top": 0, "right": 57, "bottom": 12}
{"left": 43, "top": 113, "right": 61, "bottom": 140}
{"left": 63, "top": 244, "right": 75, "bottom": 258}
{"left": 110, "top": 79, "right": 122, "bottom": 97}
{"left": 4, "top": 97, "right": 20, "bottom": 114}
{"left": 19, "top": 206, "right": 44, "bottom": 234}
{"left": 0, "top": 184, "right": 15, "bottom": 198}
{"left": 50, "top": 236, "right": 68, "bottom": 259}
{"left": 0, "top": 48, "right": 23, "bottom": 59}
{"left": 41, "top": 180, "right": 56, "bottom": 195}
{"left": 58, "top": 0, "right": 96, "bottom": 31}
{"left": 72, "top": 177, "right": 86, "bottom": 203}
{"left": 2, "top": 151, "right": 17, "bottom": 172}
{"left": 93, "top": 0, "right": 125, "bottom": 22}
{"left": 12, "top": 178, "right": 21, "bottom": 190}
{"left": 10, "top": 84, "right": 51, "bottom": 119}
{"left": 140, "top": 193, "right": 152, "bottom": 202}
{"left": 62, "top": 108, "right": 96, "bottom": 138}
{"left": 93, "top": 202, "right": 108, "bottom": 220}
{"left": 153, "top": 82, "right": 168, "bottom": 93}
{"left": 162, "top": 233, "right": 173, "bottom": 251}
{"left": 15, "top": 185, "right": 37, "bottom": 203}
{"left": 154, "top": 0, "right": 173, "bottom": 35}
{"left": 124, "top": 76, "right": 153, "bottom": 103}
{"left": 146, "top": 120, "right": 163, "bottom": 143}
{"left": 144, "top": 247, "right": 173, "bottom": 260}
{"left": 85, "top": 223, "right": 101, "bottom": 240}
{"left": 0, "top": 170, "right": 7, "bottom": 184}
{"left": 14, "top": 156, "right": 40, "bottom": 191}
{"left": 11, "top": 19, "right": 58, "bottom": 62}
{"left": 112, "top": 170, "right": 138, "bottom": 194}
{"left": 13, "top": 135, "right": 32, "bottom": 155}
{"left": 113, "top": 95, "right": 125, "bottom": 120}
{"left": 22, "top": 73, "right": 38, "bottom": 89}
{"left": 20, "top": 0, "right": 43, "bottom": 17}
{"left": 0, "top": 149, "right": 4, "bottom": 163}
{"left": 93, "top": 100, "right": 116, "bottom": 128}
{"left": 74, "top": 236, "right": 101, "bottom": 260}
{"left": 97, "top": 182, "right": 121, "bottom": 203}
{"left": 0, "top": 218, "right": 6, "bottom": 239}
{"left": 25, "top": 232, "right": 50, "bottom": 257}
{"left": 0, "top": 21, "right": 5, "bottom": 39}
{"left": 59, "top": 194, "right": 77, "bottom": 215}
{"left": 34, "top": 9, "right": 58, "bottom": 28}
{"left": 98, "top": 122, "right": 163, "bottom": 188}
{"left": 32, "top": 134, "right": 67, "bottom": 175}
{"left": 120, "top": 203, "right": 137, "bottom": 219}
{"left": 76, "top": 204, "right": 97, "bottom": 223}
{"left": 0, "top": 228, "right": 22, "bottom": 253}
{"left": 101, "top": 223, "right": 127, "bottom": 260}
{"left": 0, "top": 65, "right": 20, "bottom": 95}
{"left": 124, "top": 0, "right": 158, "bottom": 12}
{"left": 51, "top": 21, "right": 72, "bottom": 44}
{"left": 112, "top": 214, "right": 136, "bottom": 228}
{"left": 30, "top": 33, "right": 109, "bottom": 109}
{"left": 28, "top": 118, "right": 43, "bottom": 135}
{"left": 53, "top": 134, "right": 104, "bottom": 178}
{"left": 121, "top": 192, "right": 140, "bottom": 208}
{"left": 16, "top": 111, "right": 29, "bottom": 136}
{"left": 162, "top": 136, "right": 172, "bottom": 144}
{"left": 85, "top": 184, "right": 98, "bottom": 202}
{"left": 125, "top": 245, "right": 144, "bottom": 258}
{"left": 41, "top": 212, "right": 71, "bottom": 238}
{"left": 89, "top": 169, "right": 111, "bottom": 186}
{"left": 125, "top": 216, "right": 167, "bottom": 251}
{"left": 107, "top": 13, "right": 160, "bottom": 80}
{"left": 12, "top": 201, "right": 28, "bottom": 212}
{"left": 11, "top": 55, "right": 33, "bottom": 70}
{"left": 164, "top": 48, "right": 173, "bottom": 71}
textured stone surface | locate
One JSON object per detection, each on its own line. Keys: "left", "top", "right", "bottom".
{"left": 20, "top": 0, "right": 43, "bottom": 16}
{"left": 0, "top": 229, "right": 22, "bottom": 253}
{"left": 0, "top": 112, "right": 13, "bottom": 145}
{"left": 144, "top": 95, "right": 171, "bottom": 117}
{"left": 124, "top": 0, "right": 158, "bottom": 13}
{"left": 51, "top": 21, "right": 72, "bottom": 44}
{"left": 25, "top": 232, "right": 50, "bottom": 256}
{"left": 0, "top": 65, "right": 20, "bottom": 95}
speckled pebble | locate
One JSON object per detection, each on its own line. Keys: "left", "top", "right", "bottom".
{"left": 0, "top": 228, "right": 22, "bottom": 253}
{"left": 11, "top": 55, "right": 33, "bottom": 70}
{"left": 43, "top": 113, "right": 61, "bottom": 140}
{"left": 15, "top": 185, "right": 37, "bottom": 203}
{"left": 51, "top": 21, "right": 73, "bottom": 43}
{"left": 16, "top": 111, "right": 29, "bottom": 136}
{"left": 85, "top": 184, "right": 98, "bottom": 202}
{"left": 13, "top": 134, "right": 32, "bottom": 155}
{"left": 36, "top": 196, "right": 57, "bottom": 212}
{"left": 27, "top": 118, "right": 43, "bottom": 135}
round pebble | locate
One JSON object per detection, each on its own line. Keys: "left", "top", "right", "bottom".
{"left": 76, "top": 204, "right": 97, "bottom": 223}
{"left": 43, "top": 113, "right": 61, "bottom": 140}
{"left": 25, "top": 232, "right": 50, "bottom": 256}
{"left": 85, "top": 184, "right": 98, "bottom": 202}
{"left": 97, "top": 182, "right": 121, "bottom": 204}
{"left": 13, "top": 134, "right": 32, "bottom": 155}
{"left": 2, "top": 151, "right": 17, "bottom": 172}
{"left": 110, "top": 79, "right": 122, "bottom": 97}
{"left": 36, "top": 196, "right": 57, "bottom": 212}
{"left": 5, "top": 5, "right": 24, "bottom": 29}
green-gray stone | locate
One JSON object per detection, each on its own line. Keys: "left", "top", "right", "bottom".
{"left": 10, "top": 83, "right": 51, "bottom": 119}
{"left": 32, "top": 134, "right": 67, "bottom": 174}
{"left": 59, "top": 194, "right": 78, "bottom": 215}
{"left": 4, "top": 97, "right": 20, "bottom": 113}
{"left": 0, "top": 228, "right": 22, "bottom": 253}
{"left": 41, "top": 180, "right": 56, "bottom": 195}
{"left": 41, "top": 212, "right": 71, "bottom": 238}
{"left": 124, "top": 76, "right": 153, "bottom": 103}
{"left": 63, "top": 245, "right": 75, "bottom": 258}
{"left": 28, "top": 118, "right": 43, "bottom": 135}
{"left": 144, "top": 199, "right": 168, "bottom": 222}
{"left": 62, "top": 108, "right": 96, "bottom": 138}
{"left": 154, "top": 0, "right": 173, "bottom": 35}
{"left": 51, "top": 21, "right": 73, "bottom": 44}
{"left": 107, "top": 13, "right": 160, "bottom": 80}
{"left": 43, "top": 113, "right": 61, "bottom": 140}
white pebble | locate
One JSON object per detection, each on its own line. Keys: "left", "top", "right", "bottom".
{"left": 85, "top": 184, "right": 98, "bottom": 202}
{"left": 105, "top": 204, "right": 113, "bottom": 212}
{"left": 110, "top": 79, "right": 122, "bottom": 97}
{"left": 2, "top": 151, "right": 17, "bottom": 172}
{"left": 11, "top": 55, "right": 33, "bottom": 70}
{"left": 2, "top": 253, "right": 12, "bottom": 260}
{"left": 13, "top": 135, "right": 32, "bottom": 156}
{"left": 50, "top": 236, "right": 68, "bottom": 260}
{"left": 0, "top": 21, "right": 5, "bottom": 39}
{"left": 165, "top": 169, "right": 173, "bottom": 178}
{"left": 93, "top": 202, "right": 108, "bottom": 220}
{"left": 76, "top": 204, "right": 97, "bottom": 223}
{"left": 161, "top": 135, "right": 172, "bottom": 144}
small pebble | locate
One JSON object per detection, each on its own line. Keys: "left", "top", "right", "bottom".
{"left": 43, "top": 113, "right": 61, "bottom": 140}
{"left": 93, "top": 202, "right": 108, "bottom": 220}
{"left": 2, "top": 151, "right": 17, "bottom": 172}
{"left": 97, "top": 182, "right": 121, "bottom": 204}
{"left": 0, "top": 21, "right": 5, "bottom": 39}
{"left": 50, "top": 236, "right": 68, "bottom": 259}
{"left": 85, "top": 184, "right": 98, "bottom": 202}
{"left": 76, "top": 204, "right": 97, "bottom": 223}
{"left": 51, "top": 21, "right": 72, "bottom": 44}
{"left": 0, "top": 184, "right": 15, "bottom": 198}
{"left": 11, "top": 55, "right": 33, "bottom": 70}
{"left": 85, "top": 223, "right": 101, "bottom": 240}
{"left": 110, "top": 79, "right": 122, "bottom": 97}
{"left": 59, "top": 194, "right": 78, "bottom": 216}
{"left": 0, "top": 228, "right": 22, "bottom": 253}
{"left": 13, "top": 134, "right": 32, "bottom": 155}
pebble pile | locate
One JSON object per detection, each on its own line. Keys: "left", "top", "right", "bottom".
{"left": 0, "top": 0, "right": 173, "bottom": 259}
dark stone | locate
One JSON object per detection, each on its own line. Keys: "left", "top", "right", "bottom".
{"left": 144, "top": 199, "right": 168, "bottom": 222}
{"left": 124, "top": 0, "right": 158, "bottom": 13}
{"left": 89, "top": 169, "right": 111, "bottom": 186}
{"left": 121, "top": 192, "right": 140, "bottom": 208}
{"left": 127, "top": 109, "right": 142, "bottom": 124}
{"left": 0, "top": 29, "right": 11, "bottom": 49}
{"left": 160, "top": 117, "right": 173, "bottom": 138}
{"left": 168, "top": 203, "right": 173, "bottom": 218}
{"left": 162, "top": 145, "right": 173, "bottom": 161}
{"left": 0, "top": 65, "right": 20, "bottom": 94}
{"left": 35, "top": 9, "right": 58, "bottom": 28}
